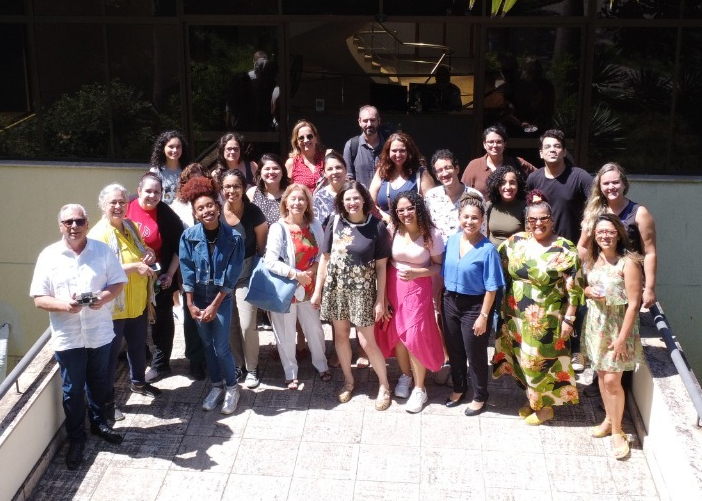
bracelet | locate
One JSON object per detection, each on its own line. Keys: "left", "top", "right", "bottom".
{"left": 480, "top": 312, "right": 489, "bottom": 319}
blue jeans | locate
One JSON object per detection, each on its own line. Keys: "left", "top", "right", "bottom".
{"left": 54, "top": 342, "right": 111, "bottom": 443}
{"left": 193, "top": 284, "right": 237, "bottom": 386}
{"left": 108, "top": 310, "right": 148, "bottom": 403}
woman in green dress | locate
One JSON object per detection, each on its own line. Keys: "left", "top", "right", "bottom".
{"left": 583, "top": 213, "right": 642, "bottom": 459}
{"left": 492, "top": 190, "right": 584, "bottom": 425}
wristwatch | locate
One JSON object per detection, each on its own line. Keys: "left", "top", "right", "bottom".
{"left": 480, "top": 312, "right": 489, "bottom": 318}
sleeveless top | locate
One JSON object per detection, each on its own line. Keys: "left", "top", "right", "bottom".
{"left": 291, "top": 152, "right": 324, "bottom": 190}
{"left": 618, "top": 200, "right": 642, "bottom": 253}
{"left": 377, "top": 168, "right": 423, "bottom": 212}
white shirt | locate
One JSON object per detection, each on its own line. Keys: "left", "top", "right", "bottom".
{"left": 29, "top": 238, "right": 128, "bottom": 351}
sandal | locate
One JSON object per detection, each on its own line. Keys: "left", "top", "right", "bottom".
{"left": 524, "top": 407, "right": 554, "bottom": 426}
{"left": 591, "top": 420, "right": 612, "bottom": 438}
{"left": 319, "top": 371, "right": 332, "bottom": 383}
{"left": 338, "top": 382, "right": 355, "bottom": 403}
{"left": 518, "top": 403, "right": 534, "bottom": 419}
{"left": 285, "top": 379, "right": 299, "bottom": 390}
{"left": 356, "top": 356, "right": 370, "bottom": 369}
{"left": 612, "top": 432, "right": 630, "bottom": 459}
{"left": 375, "top": 387, "right": 391, "bottom": 411}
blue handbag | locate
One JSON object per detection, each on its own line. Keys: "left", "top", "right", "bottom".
{"left": 245, "top": 223, "right": 297, "bottom": 313}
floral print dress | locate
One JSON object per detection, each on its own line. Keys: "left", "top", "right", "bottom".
{"left": 583, "top": 258, "right": 643, "bottom": 372}
{"left": 290, "top": 226, "right": 318, "bottom": 302}
{"left": 492, "top": 232, "right": 584, "bottom": 410}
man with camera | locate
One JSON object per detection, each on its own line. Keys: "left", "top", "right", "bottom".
{"left": 30, "top": 204, "right": 128, "bottom": 470}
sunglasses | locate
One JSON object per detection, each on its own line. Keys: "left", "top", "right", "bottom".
{"left": 297, "top": 134, "right": 314, "bottom": 142}
{"left": 61, "top": 218, "right": 87, "bottom": 227}
{"left": 527, "top": 216, "right": 551, "bottom": 224}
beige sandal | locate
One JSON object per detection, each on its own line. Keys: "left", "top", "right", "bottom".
{"left": 518, "top": 403, "right": 534, "bottom": 419}
{"left": 590, "top": 421, "right": 612, "bottom": 438}
{"left": 375, "top": 387, "right": 391, "bottom": 411}
{"left": 612, "top": 432, "right": 630, "bottom": 459}
{"left": 338, "top": 382, "right": 355, "bottom": 403}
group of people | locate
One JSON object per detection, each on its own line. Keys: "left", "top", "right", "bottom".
{"left": 31, "top": 106, "right": 656, "bottom": 470}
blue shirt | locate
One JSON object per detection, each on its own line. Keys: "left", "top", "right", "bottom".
{"left": 442, "top": 234, "right": 504, "bottom": 295}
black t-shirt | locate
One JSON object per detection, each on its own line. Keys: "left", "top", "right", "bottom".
{"left": 526, "top": 165, "right": 592, "bottom": 243}
{"left": 322, "top": 215, "right": 391, "bottom": 265}
{"left": 220, "top": 202, "right": 266, "bottom": 259}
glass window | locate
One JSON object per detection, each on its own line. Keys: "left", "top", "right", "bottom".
{"left": 184, "top": 0, "right": 277, "bottom": 15}
{"left": 107, "top": 24, "right": 182, "bottom": 160}
{"left": 283, "top": 0, "right": 376, "bottom": 15}
{"left": 493, "top": 0, "right": 586, "bottom": 16}
{"left": 588, "top": 27, "right": 676, "bottom": 174}
{"left": 483, "top": 27, "right": 581, "bottom": 166}
{"left": 684, "top": 0, "right": 702, "bottom": 17}
{"left": 596, "top": 0, "right": 682, "bottom": 19}
{"left": 383, "top": 0, "right": 476, "bottom": 16}
{"left": 671, "top": 29, "right": 702, "bottom": 173}
{"left": 33, "top": 0, "right": 102, "bottom": 16}
{"left": 105, "top": 0, "right": 176, "bottom": 16}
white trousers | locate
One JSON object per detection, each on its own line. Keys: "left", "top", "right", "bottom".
{"left": 269, "top": 301, "right": 328, "bottom": 380}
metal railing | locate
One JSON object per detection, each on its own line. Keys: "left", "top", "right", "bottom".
{"left": 650, "top": 303, "right": 702, "bottom": 427}
{"left": 0, "top": 327, "right": 52, "bottom": 401}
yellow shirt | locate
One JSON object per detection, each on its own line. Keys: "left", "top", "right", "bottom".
{"left": 88, "top": 218, "right": 149, "bottom": 320}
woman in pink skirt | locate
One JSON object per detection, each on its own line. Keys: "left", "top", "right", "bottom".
{"left": 377, "top": 190, "right": 445, "bottom": 413}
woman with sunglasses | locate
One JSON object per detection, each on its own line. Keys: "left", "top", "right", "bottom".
{"left": 491, "top": 190, "right": 584, "bottom": 425}
{"left": 211, "top": 132, "right": 259, "bottom": 189}
{"left": 461, "top": 124, "right": 535, "bottom": 199}
{"left": 582, "top": 214, "right": 642, "bottom": 459}
{"left": 285, "top": 120, "right": 327, "bottom": 191}
{"left": 377, "top": 191, "right": 445, "bottom": 413}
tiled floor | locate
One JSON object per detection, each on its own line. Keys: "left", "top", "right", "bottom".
{"left": 29, "top": 324, "right": 660, "bottom": 501}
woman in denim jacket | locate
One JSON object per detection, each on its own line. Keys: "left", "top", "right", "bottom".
{"left": 179, "top": 177, "right": 244, "bottom": 414}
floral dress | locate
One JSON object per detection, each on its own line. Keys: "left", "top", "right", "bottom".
{"left": 583, "top": 258, "right": 643, "bottom": 372}
{"left": 320, "top": 215, "right": 391, "bottom": 327}
{"left": 492, "top": 232, "right": 584, "bottom": 410}
{"left": 290, "top": 226, "right": 318, "bottom": 302}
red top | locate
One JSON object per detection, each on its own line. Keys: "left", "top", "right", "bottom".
{"left": 291, "top": 226, "right": 318, "bottom": 302}
{"left": 290, "top": 152, "right": 324, "bottom": 190}
{"left": 126, "top": 200, "right": 163, "bottom": 259}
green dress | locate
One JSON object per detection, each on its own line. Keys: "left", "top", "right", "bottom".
{"left": 583, "top": 258, "right": 643, "bottom": 372}
{"left": 492, "top": 232, "right": 584, "bottom": 410}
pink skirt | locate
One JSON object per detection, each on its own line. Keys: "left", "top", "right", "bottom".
{"left": 375, "top": 264, "right": 444, "bottom": 372}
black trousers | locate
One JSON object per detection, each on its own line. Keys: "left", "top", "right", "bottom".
{"left": 442, "top": 290, "right": 492, "bottom": 402}
{"left": 151, "top": 285, "right": 176, "bottom": 370}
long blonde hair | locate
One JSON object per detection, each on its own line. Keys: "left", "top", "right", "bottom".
{"left": 582, "top": 162, "right": 630, "bottom": 235}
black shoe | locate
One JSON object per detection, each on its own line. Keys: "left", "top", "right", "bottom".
{"left": 131, "top": 382, "right": 163, "bottom": 398}
{"left": 464, "top": 399, "right": 487, "bottom": 417}
{"left": 90, "top": 423, "right": 124, "bottom": 445}
{"left": 444, "top": 392, "right": 466, "bottom": 408}
{"left": 66, "top": 441, "right": 84, "bottom": 470}
{"left": 189, "top": 361, "right": 206, "bottom": 381}
{"left": 105, "top": 401, "right": 125, "bottom": 422}
{"left": 145, "top": 366, "right": 171, "bottom": 383}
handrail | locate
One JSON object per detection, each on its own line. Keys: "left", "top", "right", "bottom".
{"left": 650, "top": 303, "right": 702, "bottom": 426}
{"left": 0, "top": 327, "right": 52, "bottom": 401}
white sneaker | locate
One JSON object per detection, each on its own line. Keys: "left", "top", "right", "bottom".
{"left": 571, "top": 353, "right": 585, "bottom": 373}
{"left": 405, "top": 387, "right": 428, "bottom": 414}
{"left": 244, "top": 367, "right": 260, "bottom": 389}
{"left": 394, "top": 374, "right": 413, "bottom": 399}
{"left": 202, "top": 385, "right": 224, "bottom": 411}
{"left": 221, "top": 386, "right": 239, "bottom": 415}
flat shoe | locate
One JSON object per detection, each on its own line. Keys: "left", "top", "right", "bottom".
{"left": 612, "top": 432, "right": 630, "bottom": 459}
{"left": 375, "top": 388, "right": 391, "bottom": 411}
{"left": 319, "top": 371, "right": 333, "bottom": 383}
{"left": 518, "top": 404, "right": 534, "bottom": 419}
{"left": 464, "top": 400, "right": 487, "bottom": 417}
{"left": 524, "top": 407, "right": 554, "bottom": 426}
{"left": 338, "top": 382, "right": 355, "bottom": 403}
{"left": 444, "top": 392, "right": 466, "bottom": 408}
{"left": 591, "top": 422, "right": 612, "bottom": 438}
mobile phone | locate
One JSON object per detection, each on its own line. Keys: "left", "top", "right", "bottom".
{"left": 150, "top": 262, "right": 161, "bottom": 272}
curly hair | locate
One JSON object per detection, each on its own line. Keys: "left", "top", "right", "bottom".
{"left": 180, "top": 176, "right": 220, "bottom": 207}
{"left": 376, "top": 132, "right": 423, "bottom": 181}
{"left": 211, "top": 132, "right": 252, "bottom": 181}
{"left": 280, "top": 183, "right": 315, "bottom": 223}
{"left": 581, "top": 162, "right": 630, "bottom": 235}
{"left": 585, "top": 213, "right": 640, "bottom": 270}
{"left": 256, "top": 153, "right": 291, "bottom": 193}
{"left": 458, "top": 192, "right": 485, "bottom": 217}
{"left": 524, "top": 189, "right": 552, "bottom": 230}
{"left": 176, "top": 163, "right": 208, "bottom": 203}
{"left": 390, "top": 190, "right": 436, "bottom": 249}
{"left": 485, "top": 165, "right": 526, "bottom": 204}
{"left": 149, "top": 130, "right": 190, "bottom": 169}
{"left": 289, "top": 120, "right": 325, "bottom": 158}
{"left": 334, "top": 181, "right": 375, "bottom": 220}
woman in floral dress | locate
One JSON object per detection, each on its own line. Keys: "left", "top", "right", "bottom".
{"left": 583, "top": 213, "right": 642, "bottom": 459}
{"left": 492, "top": 190, "right": 584, "bottom": 425}
{"left": 311, "top": 181, "right": 393, "bottom": 410}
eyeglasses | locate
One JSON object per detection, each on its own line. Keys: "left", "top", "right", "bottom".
{"left": 595, "top": 229, "right": 618, "bottom": 237}
{"left": 485, "top": 140, "right": 504, "bottom": 146}
{"left": 107, "top": 201, "right": 127, "bottom": 207}
{"left": 527, "top": 216, "right": 551, "bottom": 224}
{"left": 61, "top": 218, "right": 87, "bottom": 227}
{"left": 222, "top": 184, "right": 243, "bottom": 191}
{"left": 225, "top": 147, "right": 240, "bottom": 153}
{"left": 297, "top": 134, "right": 314, "bottom": 142}
{"left": 396, "top": 206, "right": 416, "bottom": 215}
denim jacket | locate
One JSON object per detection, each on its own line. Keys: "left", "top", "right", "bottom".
{"left": 179, "top": 222, "right": 244, "bottom": 295}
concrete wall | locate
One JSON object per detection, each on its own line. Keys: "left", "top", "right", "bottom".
{"left": 0, "top": 162, "right": 146, "bottom": 370}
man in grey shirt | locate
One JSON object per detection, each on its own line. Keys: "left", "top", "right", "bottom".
{"left": 343, "top": 105, "right": 387, "bottom": 189}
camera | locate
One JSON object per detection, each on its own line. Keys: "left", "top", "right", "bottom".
{"left": 78, "top": 292, "right": 99, "bottom": 305}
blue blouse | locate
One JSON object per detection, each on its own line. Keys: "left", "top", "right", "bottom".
{"left": 442, "top": 234, "right": 504, "bottom": 295}
{"left": 377, "top": 169, "right": 422, "bottom": 212}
